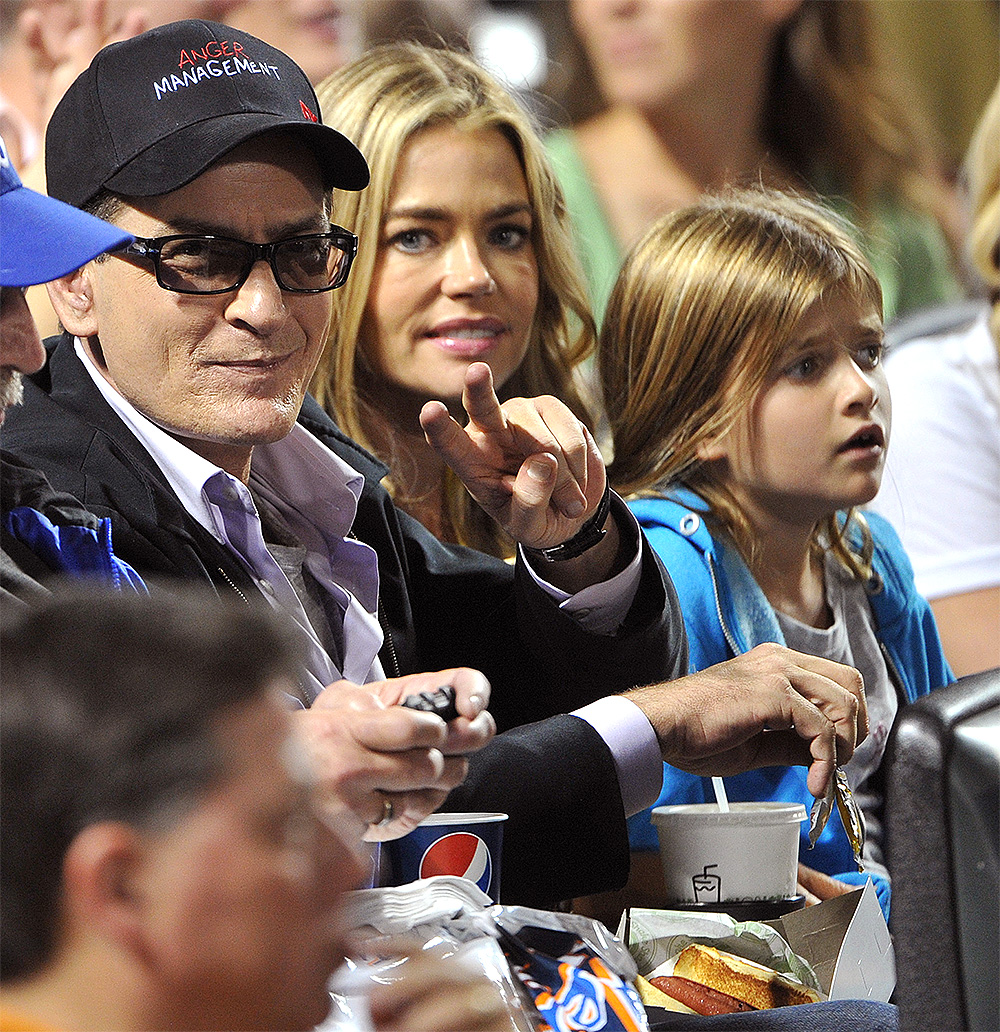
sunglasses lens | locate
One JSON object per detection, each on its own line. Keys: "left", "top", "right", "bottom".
{"left": 275, "top": 237, "right": 348, "bottom": 291}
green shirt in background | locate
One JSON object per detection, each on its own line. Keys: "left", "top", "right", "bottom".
{"left": 546, "top": 127, "right": 963, "bottom": 329}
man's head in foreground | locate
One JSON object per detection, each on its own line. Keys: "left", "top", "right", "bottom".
{"left": 0, "top": 588, "right": 364, "bottom": 1031}
{"left": 42, "top": 19, "right": 368, "bottom": 479}
{"left": 0, "top": 133, "right": 132, "bottom": 419}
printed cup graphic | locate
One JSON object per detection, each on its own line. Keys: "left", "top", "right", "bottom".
{"left": 384, "top": 812, "right": 507, "bottom": 901}
{"left": 652, "top": 802, "right": 806, "bottom": 903}
{"left": 692, "top": 864, "right": 722, "bottom": 903}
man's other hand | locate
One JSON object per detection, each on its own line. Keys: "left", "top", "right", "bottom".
{"left": 625, "top": 643, "right": 867, "bottom": 799}
{"left": 296, "top": 668, "right": 495, "bottom": 843}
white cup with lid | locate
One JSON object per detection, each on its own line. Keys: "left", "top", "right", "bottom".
{"left": 652, "top": 801, "right": 806, "bottom": 903}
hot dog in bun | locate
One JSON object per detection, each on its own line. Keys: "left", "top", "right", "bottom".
{"left": 642, "top": 944, "right": 823, "bottom": 1015}
{"left": 646, "top": 974, "right": 757, "bottom": 1015}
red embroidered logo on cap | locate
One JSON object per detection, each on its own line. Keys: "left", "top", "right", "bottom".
{"left": 178, "top": 40, "right": 245, "bottom": 68}
{"left": 152, "top": 42, "right": 283, "bottom": 102}
{"left": 299, "top": 100, "right": 318, "bottom": 123}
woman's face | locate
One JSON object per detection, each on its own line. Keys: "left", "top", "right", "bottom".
{"left": 361, "top": 124, "right": 539, "bottom": 412}
{"left": 569, "top": 0, "right": 797, "bottom": 112}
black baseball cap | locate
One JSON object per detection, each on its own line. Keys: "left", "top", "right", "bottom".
{"left": 46, "top": 19, "right": 369, "bottom": 209}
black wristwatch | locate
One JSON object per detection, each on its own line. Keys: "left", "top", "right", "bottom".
{"left": 523, "top": 482, "right": 612, "bottom": 562}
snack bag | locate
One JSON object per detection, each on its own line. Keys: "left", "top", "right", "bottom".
{"left": 495, "top": 907, "right": 647, "bottom": 1032}
{"left": 338, "top": 878, "right": 649, "bottom": 1032}
{"left": 808, "top": 766, "right": 866, "bottom": 872}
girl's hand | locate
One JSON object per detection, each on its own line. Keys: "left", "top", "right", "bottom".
{"left": 797, "top": 863, "right": 858, "bottom": 905}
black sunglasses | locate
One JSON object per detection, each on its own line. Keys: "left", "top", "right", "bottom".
{"left": 113, "top": 228, "right": 358, "bottom": 295}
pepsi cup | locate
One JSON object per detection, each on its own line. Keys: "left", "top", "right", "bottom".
{"left": 384, "top": 812, "right": 507, "bottom": 901}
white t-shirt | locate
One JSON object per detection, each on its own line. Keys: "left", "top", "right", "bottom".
{"left": 870, "top": 305, "right": 1000, "bottom": 599}
{"left": 776, "top": 555, "right": 896, "bottom": 877}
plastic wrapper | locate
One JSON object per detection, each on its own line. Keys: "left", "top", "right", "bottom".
{"left": 321, "top": 933, "right": 533, "bottom": 1032}
{"left": 621, "top": 907, "right": 823, "bottom": 994}
{"left": 808, "top": 766, "right": 866, "bottom": 872}
{"left": 323, "top": 876, "right": 648, "bottom": 1032}
{"left": 495, "top": 906, "right": 646, "bottom": 1032}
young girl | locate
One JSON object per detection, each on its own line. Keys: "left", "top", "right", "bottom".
{"left": 598, "top": 188, "right": 953, "bottom": 916}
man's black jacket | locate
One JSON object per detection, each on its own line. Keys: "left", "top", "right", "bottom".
{"left": 3, "top": 334, "right": 688, "bottom": 905}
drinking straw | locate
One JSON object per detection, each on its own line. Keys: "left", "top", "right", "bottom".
{"left": 712, "top": 776, "right": 730, "bottom": 812}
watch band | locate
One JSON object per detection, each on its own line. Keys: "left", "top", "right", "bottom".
{"left": 523, "top": 481, "right": 612, "bottom": 562}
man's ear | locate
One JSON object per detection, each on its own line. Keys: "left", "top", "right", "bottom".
{"left": 45, "top": 266, "right": 99, "bottom": 338}
{"left": 61, "top": 822, "right": 149, "bottom": 959}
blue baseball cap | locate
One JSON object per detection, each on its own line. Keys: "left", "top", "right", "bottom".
{"left": 0, "top": 134, "right": 133, "bottom": 288}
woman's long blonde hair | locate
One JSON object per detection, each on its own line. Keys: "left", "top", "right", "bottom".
{"left": 313, "top": 43, "right": 596, "bottom": 557}
{"left": 966, "top": 80, "right": 1000, "bottom": 347}
{"left": 600, "top": 188, "right": 884, "bottom": 580}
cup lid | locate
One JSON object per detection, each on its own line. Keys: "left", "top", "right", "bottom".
{"left": 417, "top": 812, "right": 508, "bottom": 826}
{"left": 651, "top": 801, "right": 806, "bottom": 826}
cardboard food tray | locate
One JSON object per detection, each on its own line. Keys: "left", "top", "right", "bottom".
{"left": 619, "top": 880, "right": 895, "bottom": 1003}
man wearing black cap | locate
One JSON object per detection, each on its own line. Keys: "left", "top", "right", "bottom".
{"left": 3, "top": 21, "right": 871, "bottom": 915}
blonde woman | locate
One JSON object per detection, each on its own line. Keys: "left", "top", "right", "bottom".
{"left": 870, "top": 81, "right": 1000, "bottom": 676}
{"left": 313, "top": 43, "right": 596, "bottom": 558}
{"left": 597, "top": 188, "right": 953, "bottom": 917}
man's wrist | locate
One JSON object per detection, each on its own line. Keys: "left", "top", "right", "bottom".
{"left": 523, "top": 481, "right": 611, "bottom": 562}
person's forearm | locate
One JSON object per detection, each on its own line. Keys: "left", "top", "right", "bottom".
{"left": 521, "top": 492, "right": 639, "bottom": 600}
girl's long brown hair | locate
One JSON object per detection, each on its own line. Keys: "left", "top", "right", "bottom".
{"left": 600, "top": 188, "right": 883, "bottom": 581}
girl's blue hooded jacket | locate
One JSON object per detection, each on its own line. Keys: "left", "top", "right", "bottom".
{"left": 628, "top": 488, "right": 953, "bottom": 915}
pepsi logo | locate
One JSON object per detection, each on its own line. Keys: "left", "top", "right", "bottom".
{"left": 419, "top": 832, "right": 492, "bottom": 893}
